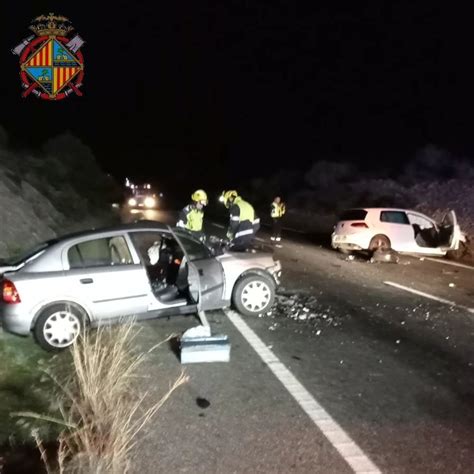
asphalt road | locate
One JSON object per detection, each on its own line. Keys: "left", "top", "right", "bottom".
{"left": 124, "top": 209, "right": 474, "bottom": 474}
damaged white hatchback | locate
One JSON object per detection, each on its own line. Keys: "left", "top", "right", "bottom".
{"left": 332, "top": 208, "right": 464, "bottom": 256}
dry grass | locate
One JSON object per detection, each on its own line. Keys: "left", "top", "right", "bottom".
{"left": 15, "top": 321, "right": 187, "bottom": 473}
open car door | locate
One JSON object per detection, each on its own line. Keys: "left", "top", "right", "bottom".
{"left": 439, "top": 210, "right": 461, "bottom": 251}
{"left": 180, "top": 255, "right": 201, "bottom": 306}
{"left": 172, "top": 231, "right": 201, "bottom": 310}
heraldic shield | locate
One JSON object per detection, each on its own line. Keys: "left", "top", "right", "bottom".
{"left": 12, "top": 13, "right": 85, "bottom": 100}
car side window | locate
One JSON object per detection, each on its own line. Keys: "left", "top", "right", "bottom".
{"left": 68, "top": 236, "right": 133, "bottom": 269}
{"left": 178, "top": 236, "right": 212, "bottom": 261}
{"left": 129, "top": 232, "right": 184, "bottom": 265}
{"left": 129, "top": 232, "right": 163, "bottom": 264}
{"left": 407, "top": 213, "right": 435, "bottom": 229}
{"left": 380, "top": 211, "right": 410, "bottom": 225}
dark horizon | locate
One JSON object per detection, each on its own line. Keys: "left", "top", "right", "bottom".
{"left": 2, "top": 2, "right": 474, "bottom": 189}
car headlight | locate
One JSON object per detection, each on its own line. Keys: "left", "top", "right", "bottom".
{"left": 144, "top": 197, "right": 156, "bottom": 208}
{"left": 128, "top": 198, "right": 137, "bottom": 206}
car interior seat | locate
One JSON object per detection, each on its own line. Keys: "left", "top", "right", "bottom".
{"left": 151, "top": 237, "right": 189, "bottom": 305}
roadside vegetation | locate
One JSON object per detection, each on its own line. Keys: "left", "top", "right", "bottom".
{"left": 0, "top": 331, "right": 59, "bottom": 471}
{"left": 3, "top": 322, "right": 186, "bottom": 473}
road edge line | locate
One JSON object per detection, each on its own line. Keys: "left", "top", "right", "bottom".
{"left": 384, "top": 281, "right": 474, "bottom": 314}
{"left": 224, "top": 309, "right": 382, "bottom": 474}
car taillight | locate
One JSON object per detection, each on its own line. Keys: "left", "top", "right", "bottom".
{"left": 350, "top": 222, "right": 368, "bottom": 228}
{"left": 2, "top": 279, "right": 21, "bottom": 304}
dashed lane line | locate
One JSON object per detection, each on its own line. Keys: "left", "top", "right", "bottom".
{"left": 224, "top": 309, "right": 382, "bottom": 474}
{"left": 384, "top": 281, "right": 474, "bottom": 314}
{"left": 423, "top": 257, "right": 474, "bottom": 271}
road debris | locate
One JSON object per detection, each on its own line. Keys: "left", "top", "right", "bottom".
{"left": 262, "top": 292, "right": 347, "bottom": 331}
{"left": 370, "top": 249, "right": 400, "bottom": 264}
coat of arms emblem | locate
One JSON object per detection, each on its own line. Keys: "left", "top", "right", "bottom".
{"left": 12, "top": 13, "right": 85, "bottom": 100}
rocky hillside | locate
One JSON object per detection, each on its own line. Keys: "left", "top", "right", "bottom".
{"left": 0, "top": 126, "right": 120, "bottom": 259}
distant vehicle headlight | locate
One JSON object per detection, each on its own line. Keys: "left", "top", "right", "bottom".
{"left": 128, "top": 198, "right": 137, "bottom": 206}
{"left": 144, "top": 196, "right": 156, "bottom": 208}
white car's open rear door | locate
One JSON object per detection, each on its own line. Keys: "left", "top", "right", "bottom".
{"left": 439, "top": 210, "right": 461, "bottom": 251}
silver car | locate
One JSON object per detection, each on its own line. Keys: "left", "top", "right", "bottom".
{"left": 0, "top": 222, "right": 281, "bottom": 351}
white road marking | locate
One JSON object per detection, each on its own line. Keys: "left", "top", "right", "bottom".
{"left": 224, "top": 309, "right": 382, "bottom": 474}
{"left": 384, "top": 281, "right": 474, "bottom": 314}
{"left": 424, "top": 257, "right": 474, "bottom": 271}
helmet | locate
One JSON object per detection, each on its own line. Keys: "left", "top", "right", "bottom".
{"left": 191, "top": 189, "right": 208, "bottom": 205}
{"left": 220, "top": 190, "right": 238, "bottom": 207}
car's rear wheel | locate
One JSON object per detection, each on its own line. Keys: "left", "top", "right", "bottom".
{"left": 34, "top": 304, "right": 84, "bottom": 352}
{"left": 232, "top": 274, "right": 275, "bottom": 316}
{"left": 369, "top": 234, "right": 391, "bottom": 252}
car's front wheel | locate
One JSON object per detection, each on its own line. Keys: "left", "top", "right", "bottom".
{"left": 33, "top": 304, "right": 84, "bottom": 351}
{"left": 232, "top": 274, "right": 275, "bottom": 316}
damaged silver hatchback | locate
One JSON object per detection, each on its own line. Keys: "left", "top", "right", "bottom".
{"left": 0, "top": 222, "right": 281, "bottom": 351}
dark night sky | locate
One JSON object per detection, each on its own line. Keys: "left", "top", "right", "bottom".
{"left": 1, "top": 1, "right": 473, "bottom": 190}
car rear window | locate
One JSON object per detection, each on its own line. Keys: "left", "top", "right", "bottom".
{"left": 380, "top": 211, "right": 410, "bottom": 225}
{"left": 339, "top": 209, "right": 368, "bottom": 221}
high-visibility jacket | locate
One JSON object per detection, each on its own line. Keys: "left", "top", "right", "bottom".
{"left": 177, "top": 204, "right": 204, "bottom": 232}
{"left": 271, "top": 202, "right": 286, "bottom": 218}
{"left": 228, "top": 197, "right": 256, "bottom": 239}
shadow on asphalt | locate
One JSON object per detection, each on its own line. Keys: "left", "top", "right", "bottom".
{"left": 168, "top": 336, "right": 181, "bottom": 361}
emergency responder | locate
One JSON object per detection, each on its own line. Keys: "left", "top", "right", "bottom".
{"left": 270, "top": 196, "right": 286, "bottom": 242}
{"left": 220, "top": 190, "right": 258, "bottom": 251}
{"left": 176, "top": 189, "right": 208, "bottom": 241}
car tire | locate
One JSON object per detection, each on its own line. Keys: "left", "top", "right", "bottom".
{"left": 369, "top": 235, "right": 391, "bottom": 252}
{"left": 232, "top": 274, "right": 275, "bottom": 316}
{"left": 33, "top": 304, "right": 85, "bottom": 352}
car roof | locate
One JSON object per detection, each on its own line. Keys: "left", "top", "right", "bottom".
{"left": 55, "top": 220, "right": 170, "bottom": 243}
{"left": 345, "top": 208, "right": 415, "bottom": 213}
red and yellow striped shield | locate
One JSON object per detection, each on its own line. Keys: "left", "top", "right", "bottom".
{"left": 23, "top": 39, "right": 81, "bottom": 95}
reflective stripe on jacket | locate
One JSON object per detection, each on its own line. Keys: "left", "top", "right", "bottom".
{"left": 228, "top": 197, "right": 255, "bottom": 236}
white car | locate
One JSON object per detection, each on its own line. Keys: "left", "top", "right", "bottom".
{"left": 331, "top": 208, "right": 463, "bottom": 256}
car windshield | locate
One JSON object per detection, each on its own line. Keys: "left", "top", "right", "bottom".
{"left": 0, "top": 239, "right": 58, "bottom": 267}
